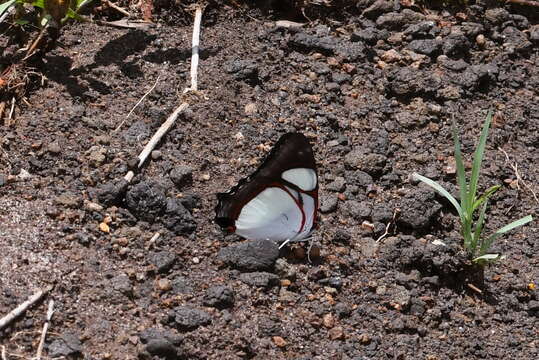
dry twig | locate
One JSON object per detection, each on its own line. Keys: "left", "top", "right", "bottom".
{"left": 184, "top": 7, "right": 203, "bottom": 93}
{"left": 124, "top": 103, "right": 189, "bottom": 182}
{"left": 114, "top": 73, "right": 162, "bottom": 133}
{"left": 467, "top": 283, "right": 483, "bottom": 294}
{"left": 505, "top": 0, "right": 539, "bottom": 7}
{"left": 34, "top": 300, "right": 54, "bottom": 360}
{"left": 498, "top": 147, "right": 539, "bottom": 204}
{"left": 1, "top": 345, "right": 7, "bottom": 360}
{"left": 123, "top": 7, "right": 203, "bottom": 182}
{"left": 103, "top": 0, "right": 131, "bottom": 17}
{"left": 376, "top": 208, "right": 400, "bottom": 242}
{"left": 0, "top": 288, "right": 49, "bottom": 330}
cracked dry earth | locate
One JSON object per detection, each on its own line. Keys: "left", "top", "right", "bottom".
{"left": 0, "top": 1, "right": 538, "bottom": 359}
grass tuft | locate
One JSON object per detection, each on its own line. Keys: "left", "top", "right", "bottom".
{"left": 413, "top": 111, "right": 533, "bottom": 265}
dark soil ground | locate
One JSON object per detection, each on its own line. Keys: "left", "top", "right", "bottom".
{"left": 1, "top": 0, "right": 538, "bottom": 359}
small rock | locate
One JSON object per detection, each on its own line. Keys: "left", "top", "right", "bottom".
{"left": 172, "top": 306, "right": 212, "bottom": 331}
{"left": 363, "top": 0, "right": 393, "bottom": 18}
{"left": 157, "top": 279, "right": 172, "bottom": 291}
{"left": 320, "top": 195, "right": 338, "bottom": 213}
{"left": 171, "top": 276, "right": 193, "bottom": 294}
{"left": 485, "top": 8, "right": 510, "bottom": 25}
{"left": 87, "top": 146, "right": 107, "bottom": 167}
{"left": 47, "top": 142, "right": 61, "bottom": 154}
{"left": 111, "top": 274, "right": 132, "bottom": 296}
{"left": 528, "top": 300, "right": 539, "bottom": 312}
{"left": 244, "top": 103, "right": 257, "bottom": 115}
{"left": 328, "top": 326, "right": 344, "bottom": 340}
{"left": 407, "top": 39, "right": 440, "bottom": 56}
{"left": 376, "top": 10, "right": 425, "bottom": 30}
{"left": 94, "top": 135, "right": 110, "bottom": 145}
{"left": 125, "top": 181, "right": 167, "bottom": 222}
{"left": 149, "top": 251, "right": 176, "bottom": 274}
{"left": 476, "top": 34, "right": 486, "bottom": 47}
{"left": 55, "top": 193, "right": 82, "bottom": 208}
{"left": 224, "top": 59, "right": 259, "bottom": 83}
{"left": 169, "top": 166, "right": 193, "bottom": 189}
{"left": 327, "top": 177, "right": 346, "bottom": 192}
{"left": 381, "top": 49, "right": 402, "bottom": 63}
{"left": 344, "top": 149, "right": 387, "bottom": 175}
{"left": 273, "top": 336, "right": 287, "bottom": 347}
{"left": 162, "top": 198, "right": 197, "bottom": 236}
{"left": 323, "top": 313, "right": 335, "bottom": 328}
{"left": 351, "top": 28, "right": 385, "bottom": 44}
{"left": 151, "top": 150, "right": 162, "bottom": 160}
{"left": 217, "top": 239, "right": 279, "bottom": 271}
{"left": 203, "top": 285, "right": 235, "bottom": 309}
{"left": 398, "top": 189, "right": 442, "bottom": 230}
{"left": 342, "top": 200, "right": 371, "bottom": 220}
{"left": 139, "top": 328, "right": 182, "bottom": 359}
{"left": 96, "top": 179, "right": 128, "bottom": 207}
{"left": 84, "top": 200, "right": 103, "bottom": 212}
{"left": 48, "top": 333, "right": 82, "bottom": 358}
{"left": 239, "top": 272, "right": 280, "bottom": 288}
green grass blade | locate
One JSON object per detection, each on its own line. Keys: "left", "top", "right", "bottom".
{"left": 452, "top": 122, "right": 469, "bottom": 214}
{"left": 469, "top": 111, "right": 493, "bottom": 208}
{"left": 480, "top": 215, "right": 533, "bottom": 255}
{"left": 0, "top": 0, "right": 16, "bottom": 16}
{"left": 473, "top": 185, "right": 501, "bottom": 212}
{"left": 473, "top": 253, "right": 501, "bottom": 264}
{"left": 471, "top": 201, "right": 488, "bottom": 254}
{"left": 412, "top": 173, "right": 463, "bottom": 219}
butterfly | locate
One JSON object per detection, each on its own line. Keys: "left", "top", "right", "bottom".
{"left": 215, "top": 132, "right": 318, "bottom": 247}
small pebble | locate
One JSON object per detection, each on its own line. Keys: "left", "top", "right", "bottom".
{"left": 328, "top": 326, "right": 344, "bottom": 340}
{"left": 272, "top": 336, "right": 287, "bottom": 347}
{"left": 151, "top": 150, "right": 162, "bottom": 160}
{"left": 192, "top": 257, "right": 200, "bottom": 264}
{"left": 476, "top": 34, "right": 486, "bottom": 47}
{"left": 99, "top": 222, "right": 110, "bottom": 233}
{"left": 48, "top": 142, "right": 61, "bottom": 154}
{"left": 157, "top": 278, "right": 172, "bottom": 291}
{"left": 323, "top": 313, "right": 335, "bottom": 328}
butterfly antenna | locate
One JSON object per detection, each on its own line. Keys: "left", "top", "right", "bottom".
{"left": 279, "top": 238, "right": 292, "bottom": 250}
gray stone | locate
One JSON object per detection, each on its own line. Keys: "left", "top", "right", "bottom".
{"left": 48, "top": 333, "right": 82, "bottom": 358}
{"left": 217, "top": 239, "right": 279, "bottom": 271}
{"left": 320, "top": 195, "right": 338, "bottom": 213}
{"left": 203, "top": 285, "right": 235, "bottom": 309}
{"left": 342, "top": 200, "right": 371, "bottom": 220}
{"left": 149, "top": 251, "right": 176, "bottom": 274}
{"left": 172, "top": 306, "right": 212, "bottom": 331}
{"left": 169, "top": 165, "right": 193, "bottom": 189}
{"left": 344, "top": 149, "right": 387, "bottom": 175}
{"left": 407, "top": 39, "right": 440, "bottom": 56}
{"left": 239, "top": 272, "right": 280, "bottom": 288}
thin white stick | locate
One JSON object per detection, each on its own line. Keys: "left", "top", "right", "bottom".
{"left": 185, "top": 7, "right": 202, "bottom": 93}
{"left": 137, "top": 102, "right": 189, "bottom": 169}
{"left": 123, "top": 6, "right": 202, "bottom": 182}
{"left": 7, "top": 97, "right": 15, "bottom": 125}
{"left": 114, "top": 74, "right": 162, "bottom": 133}
{"left": 34, "top": 300, "right": 54, "bottom": 360}
{"left": 0, "top": 289, "right": 48, "bottom": 330}
{"left": 1, "top": 345, "right": 7, "bottom": 360}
